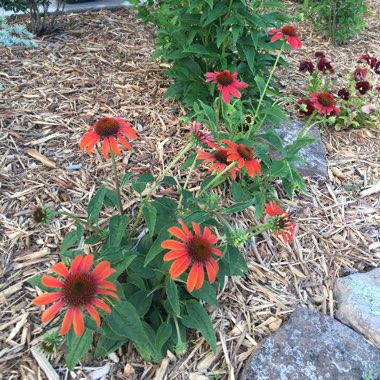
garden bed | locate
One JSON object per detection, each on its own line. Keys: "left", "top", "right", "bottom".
{"left": 0, "top": 2, "right": 379, "bottom": 378}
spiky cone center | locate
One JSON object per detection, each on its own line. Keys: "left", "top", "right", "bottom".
{"left": 273, "top": 214, "right": 289, "bottom": 232}
{"left": 244, "top": 114, "right": 254, "bottom": 125}
{"left": 237, "top": 144, "right": 254, "bottom": 160}
{"left": 282, "top": 25, "right": 297, "bottom": 36}
{"left": 317, "top": 93, "right": 334, "bottom": 107}
{"left": 33, "top": 207, "right": 47, "bottom": 223}
{"left": 214, "top": 149, "right": 229, "bottom": 164}
{"left": 63, "top": 272, "right": 97, "bottom": 306}
{"left": 188, "top": 236, "right": 212, "bottom": 263}
{"left": 216, "top": 71, "right": 234, "bottom": 86}
{"left": 94, "top": 117, "right": 121, "bottom": 137}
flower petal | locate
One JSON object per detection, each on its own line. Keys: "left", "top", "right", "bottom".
{"left": 170, "top": 256, "right": 192, "bottom": 279}
{"left": 191, "top": 221, "right": 201, "bottom": 236}
{"left": 92, "top": 298, "right": 112, "bottom": 314}
{"left": 168, "top": 226, "right": 191, "bottom": 242}
{"left": 117, "top": 134, "right": 132, "bottom": 150}
{"left": 86, "top": 304, "right": 101, "bottom": 328}
{"left": 163, "top": 249, "right": 189, "bottom": 261}
{"left": 161, "top": 239, "right": 188, "bottom": 250}
{"left": 195, "top": 263, "right": 204, "bottom": 290}
{"left": 97, "top": 289, "right": 120, "bottom": 300}
{"left": 41, "top": 275, "right": 64, "bottom": 289}
{"left": 73, "top": 307, "right": 85, "bottom": 337}
{"left": 270, "top": 32, "right": 283, "bottom": 42}
{"left": 102, "top": 137, "right": 110, "bottom": 159}
{"left": 98, "top": 280, "right": 117, "bottom": 291}
{"left": 52, "top": 262, "right": 69, "bottom": 278}
{"left": 109, "top": 135, "right": 121, "bottom": 156}
{"left": 70, "top": 255, "right": 84, "bottom": 274}
{"left": 60, "top": 306, "right": 74, "bottom": 336}
{"left": 41, "top": 300, "right": 65, "bottom": 323}
{"left": 80, "top": 254, "right": 94, "bottom": 273}
{"left": 33, "top": 292, "right": 63, "bottom": 306}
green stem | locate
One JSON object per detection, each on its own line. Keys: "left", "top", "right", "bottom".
{"left": 249, "top": 41, "right": 285, "bottom": 138}
{"left": 110, "top": 150, "right": 123, "bottom": 215}
{"left": 178, "top": 154, "right": 197, "bottom": 209}
{"left": 200, "top": 162, "right": 236, "bottom": 194}
{"left": 246, "top": 224, "right": 272, "bottom": 240}
{"left": 54, "top": 211, "right": 101, "bottom": 233}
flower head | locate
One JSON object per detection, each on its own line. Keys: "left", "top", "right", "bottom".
{"left": 355, "top": 81, "right": 371, "bottom": 95}
{"left": 197, "top": 147, "right": 240, "bottom": 180}
{"left": 33, "top": 205, "right": 53, "bottom": 224}
{"left": 265, "top": 201, "right": 294, "bottom": 244}
{"left": 186, "top": 121, "right": 217, "bottom": 148}
{"left": 315, "top": 51, "right": 326, "bottom": 59}
{"left": 296, "top": 99, "right": 315, "bottom": 116}
{"left": 204, "top": 70, "right": 248, "bottom": 104}
{"left": 357, "top": 53, "right": 379, "bottom": 71}
{"left": 32, "top": 254, "right": 119, "bottom": 337}
{"left": 161, "top": 220, "right": 222, "bottom": 293}
{"left": 317, "top": 57, "right": 335, "bottom": 74}
{"left": 268, "top": 25, "right": 302, "bottom": 50}
{"left": 80, "top": 117, "right": 137, "bottom": 159}
{"left": 353, "top": 66, "right": 368, "bottom": 81}
{"left": 310, "top": 92, "right": 340, "bottom": 116}
{"left": 337, "top": 88, "right": 350, "bottom": 101}
{"left": 299, "top": 60, "right": 314, "bottom": 74}
{"left": 222, "top": 139, "right": 261, "bottom": 178}
{"left": 374, "top": 61, "right": 380, "bottom": 75}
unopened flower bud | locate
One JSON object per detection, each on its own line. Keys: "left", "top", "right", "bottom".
{"left": 228, "top": 228, "right": 248, "bottom": 247}
{"left": 175, "top": 341, "right": 188, "bottom": 356}
{"left": 32, "top": 205, "right": 53, "bottom": 224}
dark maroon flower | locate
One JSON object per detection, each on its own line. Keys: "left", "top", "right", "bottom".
{"left": 353, "top": 66, "right": 368, "bottom": 81}
{"left": 337, "top": 88, "right": 350, "bottom": 101}
{"left": 355, "top": 81, "right": 371, "bottom": 95}
{"left": 376, "top": 86, "right": 380, "bottom": 92}
{"left": 315, "top": 51, "right": 326, "bottom": 58}
{"left": 357, "top": 54, "right": 370, "bottom": 64}
{"left": 369, "top": 56, "right": 378, "bottom": 69}
{"left": 299, "top": 61, "right": 314, "bottom": 74}
{"left": 375, "top": 61, "right": 380, "bottom": 75}
{"left": 317, "top": 57, "right": 335, "bottom": 74}
{"left": 296, "top": 99, "right": 315, "bottom": 116}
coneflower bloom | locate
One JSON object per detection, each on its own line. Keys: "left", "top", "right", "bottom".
{"left": 317, "top": 57, "right": 335, "bottom": 74}
{"left": 355, "top": 81, "right": 371, "bottom": 95}
{"left": 268, "top": 25, "right": 302, "bottom": 50}
{"left": 265, "top": 201, "right": 294, "bottom": 244}
{"left": 204, "top": 70, "right": 248, "bottom": 104}
{"left": 197, "top": 148, "right": 240, "bottom": 180}
{"left": 186, "top": 121, "right": 217, "bottom": 148}
{"left": 337, "top": 88, "right": 350, "bottom": 101}
{"left": 32, "top": 254, "right": 119, "bottom": 337}
{"left": 310, "top": 92, "right": 340, "bottom": 116}
{"left": 353, "top": 66, "right": 368, "bottom": 81}
{"left": 296, "top": 99, "right": 315, "bottom": 116}
{"left": 161, "top": 220, "right": 222, "bottom": 293}
{"left": 222, "top": 139, "right": 261, "bottom": 178}
{"left": 299, "top": 61, "right": 314, "bottom": 74}
{"left": 80, "top": 117, "right": 137, "bottom": 159}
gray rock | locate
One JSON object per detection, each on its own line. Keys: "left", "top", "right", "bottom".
{"left": 241, "top": 307, "right": 380, "bottom": 380}
{"left": 261, "top": 119, "right": 328, "bottom": 178}
{"left": 335, "top": 268, "right": 380, "bottom": 349}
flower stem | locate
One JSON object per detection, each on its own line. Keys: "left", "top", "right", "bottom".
{"left": 200, "top": 162, "right": 236, "bottom": 194}
{"left": 110, "top": 150, "right": 123, "bottom": 215}
{"left": 246, "top": 223, "right": 272, "bottom": 239}
{"left": 249, "top": 41, "right": 285, "bottom": 138}
{"left": 53, "top": 211, "right": 101, "bottom": 233}
{"left": 178, "top": 153, "right": 197, "bottom": 209}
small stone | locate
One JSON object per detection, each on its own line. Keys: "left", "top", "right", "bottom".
{"left": 241, "top": 307, "right": 380, "bottom": 380}
{"left": 334, "top": 268, "right": 380, "bottom": 349}
{"left": 261, "top": 119, "right": 328, "bottom": 179}
{"left": 268, "top": 317, "right": 282, "bottom": 332}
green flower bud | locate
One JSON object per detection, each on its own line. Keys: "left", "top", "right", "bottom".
{"left": 228, "top": 228, "right": 248, "bottom": 247}
{"left": 175, "top": 341, "right": 188, "bottom": 356}
{"left": 39, "top": 331, "right": 62, "bottom": 359}
{"left": 32, "top": 205, "right": 53, "bottom": 224}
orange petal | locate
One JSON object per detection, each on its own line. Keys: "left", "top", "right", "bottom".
{"left": 73, "top": 307, "right": 85, "bottom": 337}
{"left": 42, "top": 275, "right": 63, "bottom": 289}
{"left": 86, "top": 304, "right": 101, "bottom": 328}
{"left": 170, "top": 256, "right": 192, "bottom": 279}
{"left": 86, "top": 134, "right": 100, "bottom": 155}
{"left": 70, "top": 255, "right": 84, "bottom": 274}
{"left": 119, "top": 123, "right": 137, "bottom": 139}
{"left": 163, "top": 249, "right": 189, "bottom": 261}
{"left": 79, "top": 131, "right": 96, "bottom": 149}
{"left": 161, "top": 240, "right": 187, "bottom": 250}
{"left": 211, "top": 247, "right": 222, "bottom": 257}
{"left": 98, "top": 280, "right": 117, "bottom": 291}
{"left": 203, "top": 227, "right": 217, "bottom": 244}
{"left": 33, "top": 292, "right": 63, "bottom": 306}
{"left": 80, "top": 254, "right": 94, "bottom": 272}
{"left": 187, "top": 262, "right": 199, "bottom": 293}
{"left": 109, "top": 136, "right": 121, "bottom": 156}
{"left": 177, "top": 219, "right": 192, "bottom": 237}
{"left": 41, "top": 300, "right": 65, "bottom": 323}
{"left": 60, "top": 306, "right": 74, "bottom": 336}
{"left": 191, "top": 221, "right": 201, "bottom": 236}
{"left": 195, "top": 263, "right": 204, "bottom": 290}
{"left": 97, "top": 289, "right": 120, "bottom": 300}
{"left": 92, "top": 261, "right": 112, "bottom": 280}
{"left": 206, "top": 260, "right": 217, "bottom": 283}
{"left": 102, "top": 138, "right": 110, "bottom": 159}
{"left": 117, "top": 134, "right": 132, "bottom": 150}
{"left": 92, "top": 298, "right": 112, "bottom": 314}
{"left": 52, "top": 262, "right": 69, "bottom": 278}
{"left": 168, "top": 226, "right": 191, "bottom": 242}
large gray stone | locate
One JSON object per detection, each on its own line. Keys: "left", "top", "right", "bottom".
{"left": 335, "top": 268, "right": 380, "bottom": 349}
{"left": 261, "top": 119, "right": 328, "bottom": 178}
{"left": 241, "top": 307, "right": 380, "bottom": 380}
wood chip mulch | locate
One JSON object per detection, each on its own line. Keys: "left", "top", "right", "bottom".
{"left": 0, "top": 3, "right": 379, "bottom": 379}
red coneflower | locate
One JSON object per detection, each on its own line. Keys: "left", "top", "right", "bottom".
{"left": 161, "top": 220, "right": 222, "bottom": 293}
{"left": 268, "top": 25, "right": 302, "bottom": 50}
{"left": 80, "top": 117, "right": 137, "bottom": 159}
{"left": 186, "top": 121, "right": 217, "bottom": 148}
{"left": 265, "top": 201, "right": 295, "bottom": 244}
{"left": 355, "top": 81, "right": 371, "bottom": 95}
{"left": 197, "top": 148, "right": 240, "bottom": 180}
{"left": 222, "top": 139, "right": 261, "bottom": 178}
{"left": 310, "top": 92, "right": 340, "bottom": 116}
{"left": 32, "top": 254, "right": 119, "bottom": 337}
{"left": 317, "top": 57, "right": 335, "bottom": 74}
{"left": 204, "top": 70, "right": 248, "bottom": 104}
{"left": 353, "top": 66, "right": 368, "bottom": 81}
{"left": 299, "top": 61, "right": 314, "bottom": 74}
{"left": 337, "top": 88, "right": 350, "bottom": 101}
{"left": 296, "top": 99, "right": 315, "bottom": 116}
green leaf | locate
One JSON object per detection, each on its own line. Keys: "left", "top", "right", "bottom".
{"left": 231, "top": 182, "right": 251, "bottom": 202}
{"left": 129, "top": 289, "right": 153, "bottom": 317}
{"left": 65, "top": 329, "right": 93, "bottom": 370}
{"left": 155, "top": 321, "right": 172, "bottom": 355}
{"left": 132, "top": 172, "right": 155, "bottom": 194}
{"left": 220, "top": 245, "right": 248, "bottom": 276}
{"left": 216, "top": 27, "right": 229, "bottom": 48}
{"left": 199, "top": 100, "right": 217, "bottom": 130}
{"left": 60, "top": 223, "right": 83, "bottom": 254}
{"left": 182, "top": 300, "right": 217, "bottom": 352}
{"left": 88, "top": 186, "right": 107, "bottom": 224}
{"left": 108, "top": 215, "right": 130, "bottom": 247}
{"left": 94, "top": 336, "right": 125, "bottom": 359}
{"left": 270, "top": 160, "right": 290, "bottom": 178}
{"left": 254, "top": 192, "right": 266, "bottom": 218}
{"left": 224, "top": 199, "right": 255, "bottom": 214}
{"left": 258, "top": 129, "right": 284, "bottom": 152}
{"left": 144, "top": 224, "right": 171, "bottom": 266}
{"left": 181, "top": 152, "right": 198, "bottom": 170}
{"left": 160, "top": 176, "right": 178, "bottom": 186}
{"left": 166, "top": 279, "right": 180, "bottom": 315}
{"left": 254, "top": 75, "right": 266, "bottom": 98}
{"left": 120, "top": 172, "right": 134, "bottom": 188}
{"left": 142, "top": 201, "right": 157, "bottom": 236}
{"left": 191, "top": 281, "right": 218, "bottom": 307}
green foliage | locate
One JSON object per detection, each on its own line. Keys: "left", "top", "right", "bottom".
{"left": 130, "top": 0, "right": 288, "bottom": 106}
{"left": 303, "top": 0, "right": 367, "bottom": 44}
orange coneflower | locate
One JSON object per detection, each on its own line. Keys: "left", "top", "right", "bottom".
{"left": 265, "top": 201, "right": 295, "bottom": 244}
{"left": 222, "top": 139, "right": 261, "bottom": 178}
{"left": 310, "top": 92, "right": 340, "bottom": 116}
{"left": 161, "top": 220, "right": 222, "bottom": 293}
{"left": 80, "top": 117, "right": 137, "bottom": 159}
{"left": 268, "top": 25, "right": 302, "bottom": 50}
{"left": 32, "top": 254, "right": 119, "bottom": 337}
